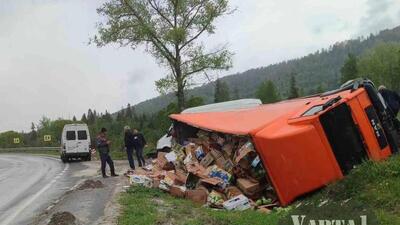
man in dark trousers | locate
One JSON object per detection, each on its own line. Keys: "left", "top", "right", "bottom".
{"left": 379, "top": 85, "right": 400, "bottom": 116}
{"left": 124, "top": 126, "right": 136, "bottom": 170}
{"left": 96, "top": 128, "right": 118, "bottom": 178}
{"left": 132, "top": 129, "right": 147, "bottom": 167}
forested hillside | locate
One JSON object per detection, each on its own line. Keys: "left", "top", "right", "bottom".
{"left": 132, "top": 26, "right": 400, "bottom": 114}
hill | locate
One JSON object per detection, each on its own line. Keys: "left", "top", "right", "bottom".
{"left": 131, "top": 26, "right": 400, "bottom": 115}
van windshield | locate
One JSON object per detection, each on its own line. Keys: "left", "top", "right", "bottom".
{"left": 78, "top": 130, "right": 87, "bottom": 140}
{"left": 66, "top": 131, "right": 76, "bottom": 140}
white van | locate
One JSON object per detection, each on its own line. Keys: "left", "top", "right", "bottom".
{"left": 60, "top": 124, "right": 91, "bottom": 162}
{"left": 156, "top": 99, "right": 262, "bottom": 152}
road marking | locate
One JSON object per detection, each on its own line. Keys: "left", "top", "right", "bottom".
{"left": 0, "top": 163, "right": 69, "bottom": 225}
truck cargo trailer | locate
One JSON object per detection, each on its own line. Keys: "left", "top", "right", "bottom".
{"left": 170, "top": 79, "right": 399, "bottom": 206}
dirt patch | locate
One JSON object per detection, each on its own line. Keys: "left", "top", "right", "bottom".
{"left": 78, "top": 179, "right": 104, "bottom": 190}
{"left": 47, "top": 211, "right": 76, "bottom": 225}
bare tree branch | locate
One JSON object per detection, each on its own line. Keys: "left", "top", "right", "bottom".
{"left": 147, "top": 0, "right": 174, "bottom": 27}
{"left": 122, "top": 0, "right": 176, "bottom": 64}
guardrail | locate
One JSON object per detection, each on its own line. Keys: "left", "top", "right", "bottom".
{"left": 0, "top": 147, "right": 60, "bottom": 151}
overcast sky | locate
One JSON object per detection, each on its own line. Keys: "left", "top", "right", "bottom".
{"left": 0, "top": 0, "right": 400, "bottom": 132}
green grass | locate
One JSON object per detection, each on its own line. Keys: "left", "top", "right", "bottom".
{"left": 119, "top": 155, "right": 400, "bottom": 225}
{"left": 119, "top": 186, "right": 283, "bottom": 225}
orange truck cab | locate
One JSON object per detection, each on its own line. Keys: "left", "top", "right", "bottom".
{"left": 170, "top": 79, "right": 399, "bottom": 206}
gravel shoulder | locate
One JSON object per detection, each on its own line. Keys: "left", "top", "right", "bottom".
{"left": 31, "top": 160, "right": 130, "bottom": 225}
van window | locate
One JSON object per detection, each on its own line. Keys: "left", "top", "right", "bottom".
{"left": 66, "top": 131, "right": 76, "bottom": 140}
{"left": 78, "top": 130, "right": 87, "bottom": 140}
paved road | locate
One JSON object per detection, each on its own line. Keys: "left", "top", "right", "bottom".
{"left": 0, "top": 154, "right": 79, "bottom": 225}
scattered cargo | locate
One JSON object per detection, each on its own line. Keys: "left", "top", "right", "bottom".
{"left": 126, "top": 79, "right": 400, "bottom": 211}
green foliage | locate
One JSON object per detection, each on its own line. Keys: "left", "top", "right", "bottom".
{"left": 186, "top": 96, "right": 205, "bottom": 108}
{"left": 288, "top": 74, "right": 299, "bottom": 99}
{"left": 125, "top": 104, "right": 134, "bottom": 119}
{"left": 256, "top": 80, "right": 280, "bottom": 103}
{"left": 232, "top": 86, "right": 240, "bottom": 100}
{"left": 130, "top": 26, "right": 400, "bottom": 114}
{"left": 214, "top": 79, "right": 231, "bottom": 103}
{"left": 0, "top": 96, "right": 205, "bottom": 156}
{"left": 81, "top": 113, "right": 88, "bottom": 123}
{"left": 290, "top": 155, "right": 400, "bottom": 223}
{"left": 0, "top": 131, "right": 24, "bottom": 148}
{"left": 358, "top": 42, "right": 400, "bottom": 90}
{"left": 340, "top": 53, "right": 358, "bottom": 83}
{"left": 93, "top": 0, "right": 234, "bottom": 110}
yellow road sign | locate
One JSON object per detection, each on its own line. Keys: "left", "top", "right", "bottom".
{"left": 13, "top": 138, "right": 20, "bottom": 144}
{"left": 44, "top": 135, "right": 51, "bottom": 142}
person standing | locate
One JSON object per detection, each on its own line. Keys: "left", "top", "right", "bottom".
{"left": 132, "top": 129, "right": 147, "bottom": 167}
{"left": 378, "top": 85, "right": 400, "bottom": 116}
{"left": 96, "top": 128, "right": 118, "bottom": 178}
{"left": 124, "top": 126, "right": 136, "bottom": 170}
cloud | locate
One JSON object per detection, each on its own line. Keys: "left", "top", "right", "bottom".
{"left": 0, "top": 0, "right": 400, "bottom": 132}
{"left": 0, "top": 0, "right": 165, "bottom": 131}
{"left": 358, "top": 0, "right": 400, "bottom": 35}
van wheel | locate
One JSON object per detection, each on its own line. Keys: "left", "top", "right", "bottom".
{"left": 61, "top": 156, "right": 68, "bottom": 163}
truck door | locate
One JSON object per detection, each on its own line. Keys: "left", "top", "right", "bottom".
{"left": 320, "top": 103, "right": 368, "bottom": 175}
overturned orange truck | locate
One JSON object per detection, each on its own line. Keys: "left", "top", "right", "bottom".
{"left": 170, "top": 79, "right": 399, "bottom": 206}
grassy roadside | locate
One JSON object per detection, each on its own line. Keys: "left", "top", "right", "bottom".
{"left": 118, "top": 155, "right": 400, "bottom": 225}
{"left": 118, "top": 186, "right": 283, "bottom": 225}
{"left": 291, "top": 155, "right": 400, "bottom": 225}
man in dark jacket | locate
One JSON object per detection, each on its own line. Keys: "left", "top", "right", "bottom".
{"left": 132, "top": 129, "right": 146, "bottom": 167}
{"left": 379, "top": 85, "right": 400, "bottom": 116}
{"left": 124, "top": 126, "right": 135, "bottom": 170}
{"left": 96, "top": 128, "right": 118, "bottom": 178}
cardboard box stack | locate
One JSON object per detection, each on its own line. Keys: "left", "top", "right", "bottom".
{"left": 127, "top": 130, "right": 278, "bottom": 212}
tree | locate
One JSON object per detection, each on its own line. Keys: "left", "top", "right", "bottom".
{"left": 103, "top": 110, "right": 113, "bottom": 122}
{"left": 125, "top": 103, "right": 133, "bottom": 119}
{"left": 38, "top": 116, "right": 51, "bottom": 129}
{"left": 232, "top": 86, "right": 240, "bottom": 100}
{"left": 358, "top": 43, "right": 400, "bottom": 90}
{"left": 72, "top": 116, "right": 77, "bottom": 122}
{"left": 81, "top": 113, "right": 88, "bottom": 123}
{"left": 93, "top": 0, "right": 234, "bottom": 111}
{"left": 30, "top": 122, "right": 37, "bottom": 143}
{"left": 340, "top": 53, "right": 358, "bottom": 83}
{"left": 288, "top": 74, "right": 299, "bottom": 99}
{"left": 256, "top": 80, "right": 280, "bottom": 103}
{"left": 315, "top": 84, "right": 325, "bottom": 94}
{"left": 214, "top": 79, "right": 230, "bottom": 103}
{"left": 116, "top": 111, "right": 124, "bottom": 122}
{"left": 186, "top": 96, "right": 204, "bottom": 108}
{"left": 87, "top": 109, "right": 96, "bottom": 125}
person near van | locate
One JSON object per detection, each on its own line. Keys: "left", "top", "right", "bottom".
{"left": 132, "top": 129, "right": 147, "bottom": 167}
{"left": 124, "top": 126, "right": 136, "bottom": 170}
{"left": 378, "top": 85, "right": 400, "bottom": 116}
{"left": 96, "top": 128, "right": 118, "bottom": 178}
